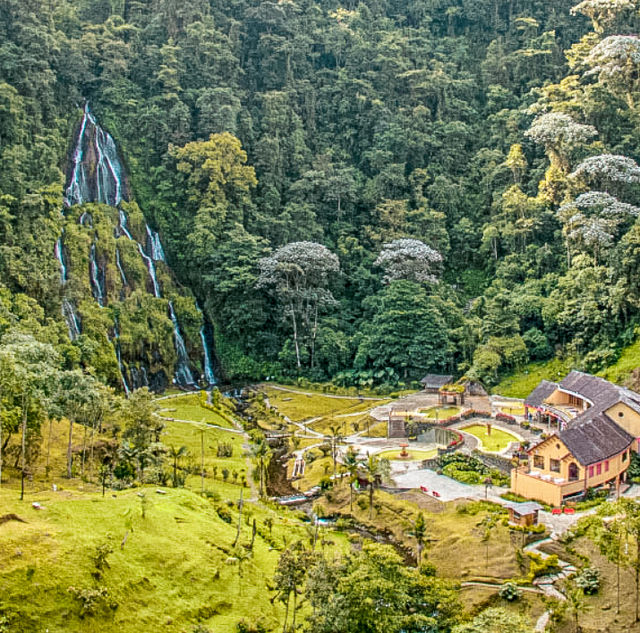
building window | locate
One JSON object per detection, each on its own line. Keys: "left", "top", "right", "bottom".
{"left": 605, "top": 460, "right": 609, "bottom": 472}
{"left": 589, "top": 466, "right": 594, "bottom": 477}
{"left": 534, "top": 455, "right": 544, "bottom": 469}
{"left": 619, "top": 411, "right": 624, "bottom": 418}
{"left": 596, "top": 463, "right": 602, "bottom": 475}
{"left": 568, "top": 463, "right": 579, "bottom": 481}
{"left": 550, "top": 459, "right": 561, "bottom": 473}
{"left": 623, "top": 451, "right": 628, "bottom": 462}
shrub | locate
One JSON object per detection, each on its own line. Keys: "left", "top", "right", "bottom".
{"left": 68, "top": 586, "right": 116, "bottom": 616}
{"left": 526, "top": 552, "right": 559, "bottom": 581}
{"left": 216, "top": 505, "right": 233, "bottom": 523}
{"left": 499, "top": 581, "right": 522, "bottom": 602}
{"left": 575, "top": 567, "right": 600, "bottom": 594}
{"left": 495, "top": 412, "right": 516, "bottom": 424}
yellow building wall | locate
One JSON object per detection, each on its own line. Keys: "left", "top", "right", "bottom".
{"left": 529, "top": 437, "right": 583, "bottom": 481}
{"left": 513, "top": 439, "right": 632, "bottom": 505}
{"left": 606, "top": 403, "right": 640, "bottom": 440}
{"left": 511, "top": 470, "right": 563, "bottom": 506}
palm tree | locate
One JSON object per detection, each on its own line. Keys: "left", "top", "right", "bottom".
{"left": 250, "top": 439, "right": 271, "bottom": 496}
{"left": 343, "top": 447, "right": 362, "bottom": 512}
{"left": 168, "top": 445, "right": 188, "bottom": 487}
{"left": 328, "top": 424, "right": 343, "bottom": 477}
{"left": 409, "top": 512, "right": 427, "bottom": 565}
{"left": 362, "top": 453, "right": 390, "bottom": 519}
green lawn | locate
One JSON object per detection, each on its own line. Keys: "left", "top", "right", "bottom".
{"left": 375, "top": 448, "right": 438, "bottom": 461}
{"left": 498, "top": 403, "right": 525, "bottom": 416}
{"left": 599, "top": 335, "right": 640, "bottom": 384}
{"left": 419, "top": 406, "right": 461, "bottom": 419}
{"left": 161, "top": 420, "right": 249, "bottom": 494}
{"left": 492, "top": 358, "right": 571, "bottom": 398}
{"left": 461, "top": 424, "right": 520, "bottom": 452}
{"left": 158, "top": 393, "right": 235, "bottom": 429}
{"left": 0, "top": 486, "right": 350, "bottom": 633}
{"left": 261, "top": 385, "right": 386, "bottom": 422}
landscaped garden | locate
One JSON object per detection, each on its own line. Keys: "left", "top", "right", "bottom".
{"left": 419, "top": 405, "right": 461, "bottom": 419}
{"left": 375, "top": 448, "right": 438, "bottom": 461}
{"left": 497, "top": 402, "right": 525, "bottom": 416}
{"left": 460, "top": 424, "right": 520, "bottom": 452}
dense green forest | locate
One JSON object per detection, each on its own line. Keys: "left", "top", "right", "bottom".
{"left": 3, "top": 0, "right": 640, "bottom": 390}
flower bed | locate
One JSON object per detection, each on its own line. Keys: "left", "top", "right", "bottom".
{"left": 447, "top": 430, "right": 464, "bottom": 449}
{"left": 495, "top": 412, "right": 516, "bottom": 424}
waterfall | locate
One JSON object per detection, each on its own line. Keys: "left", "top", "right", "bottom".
{"left": 65, "top": 103, "right": 125, "bottom": 207}
{"left": 89, "top": 243, "right": 105, "bottom": 306}
{"left": 62, "top": 298, "right": 81, "bottom": 340}
{"left": 55, "top": 236, "right": 67, "bottom": 283}
{"left": 65, "top": 104, "right": 91, "bottom": 207}
{"left": 200, "top": 324, "right": 216, "bottom": 385}
{"left": 112, "top": 320, "right": 130, "bottom": 395}
{"left": 118, "top": 209, "right": 133, "bottom": 240}
{"left": 168, "top": 301, "right": 195, "bottom": 386}
{"left": 137, "top": 243, "right": 161, "bottom": 297}
{"left": 146, "top": 225, "right": 166, "bottom": 261}
{"left": 115, "top": 248, "right": 128, "bottom": 287}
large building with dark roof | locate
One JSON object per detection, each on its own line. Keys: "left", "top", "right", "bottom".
{"left": 511, "top": 371, "right": 640, "bottom": 506}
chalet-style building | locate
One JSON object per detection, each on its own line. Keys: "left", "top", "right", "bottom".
{"left": 420, "top": 374, "right": 454, "bottom": 393}
{"left": 511, "top": 371, "right": 640, "bottom": 506}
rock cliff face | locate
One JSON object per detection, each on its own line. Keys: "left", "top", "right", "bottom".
{"left": 56, "top": 103, "right": 217, "bottom": 392}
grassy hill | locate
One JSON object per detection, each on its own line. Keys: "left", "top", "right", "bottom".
{"left": 0, "top": 393, "right": 352, "bottom": 633}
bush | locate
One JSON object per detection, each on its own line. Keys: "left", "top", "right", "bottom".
{"left": 575, "top": 567, "right": 600, "bottom": 594}
{"left": 526, "top": 552, "right": 559, "bottom": 581}
{"left": 495, "top": 412, "right": 516, "bottom": 424}
{"left": 216, "top": 505, "right": 233, "bottom": 523}
{"left": 442, "top": 464, "right": 483, "bottom": 484}
{"left": 499, "top": 581, "right": 521, "bottom": 602}
{"left": 68, "top": 586, "right": 117, "bottom": 616}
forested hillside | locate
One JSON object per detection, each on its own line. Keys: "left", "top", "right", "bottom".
{"left": 2, "top": 0, "right": 640, "bottom": 390}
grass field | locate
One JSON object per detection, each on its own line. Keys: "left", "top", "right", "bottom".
{"left": 498, "top": 403, "right": 525, "bottom": 416}
{"left": 375, "top": 448, "right": 438, "bottom": 461}
{"left": 420, "top": 406, "right": 461, "bottom": 419}
{"left": 492, "top": 358, "right": 572, "bottom": 398}
{"left": 158, "top": 393, "right": 234, "bottom": 428}
{"left": 0, "top": 485, "right": 350, "bottom": 633}
{"left": 599, "top": 335, "right": 640, "bottom": 385}
{"left": 261, "top": 385, "right": 386, "bottom": 423}
{"left": 461, "top": 424, "right": 519, "bottom": 452}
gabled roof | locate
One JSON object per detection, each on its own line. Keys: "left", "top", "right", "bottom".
{"left": 525, "top": 380, "right": 558, "bottom": 408}
{"left": 559, "top": 413, "right": 633, "bottom": 466}
{"left": 420, "top": 374, "right": 453, "bottom": 387}
{"left": 560, "top": 370, "right": 640, "bottom": 425}
{"left": 503, "top": 501, "right": 543, "bottom": 514}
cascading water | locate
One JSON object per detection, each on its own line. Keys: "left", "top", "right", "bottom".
{"left": 112, "top": 320, "right": 130, "bottom": 395}
{"left": 137, "top": 243, "right": 161, "bottom": 298}
{"left": 62, "top": 298, "right": 81, "bottom": 340}
{"left": 55, "top": 236, "right": 67, "bottom": 283}
{"left": 89, "top": 243, "right": 105, "bottom": 306}
{"left": 60, "top": 102, "right": 206, "bottom": 390}
{"left": 146, "top": 225, "right": 166, "bottom": 261}
{"left": 168, "top": 301, "right": 195, "bottom": 386}
{"left": 119, "top": 209, "right": 133, "bottom": 240}
{"left": 115, "top": 248, "right": 128, "bottom": 287}
{"left": 200, "top": 324, "right": 216, "bottom": 385}
{"left": 65, "top": 103, "right": 124, "bottom": 208}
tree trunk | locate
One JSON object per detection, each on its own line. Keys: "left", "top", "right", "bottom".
{"left": 46, "top": 417, "right": 54, "bottom": 479}
{"left": 282, "top": 594, "right": 290, "bottom": 633}
{"left": 66, "top": 416, "right": 74, "bottom": 479}
{"left": 310, "top": 301, "right": 318, "bottom": 369}
{"left": 81, "top": 424, "right": 88, "bottom": 476}
{"left": 20, "top": 393, "right": 28, "bottom": 500}
{"left": 290, "top": 303, "right": 301, "bottom": 369}
{"left": 369, "top": 484, "right": 374, "bottom": 519}
{"left": 349, "top": 482, "right": 353, "bottom": 512}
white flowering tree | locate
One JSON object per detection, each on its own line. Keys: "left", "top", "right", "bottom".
{"left": 559, "top": 191, "right": 640, "bottom": 263}
{"left": 584, "top": 35, "right": 640, "bottom": 107}
{"left": 374, "top": 238, "right": 443, "bottom": 284}
{"left": 570, "top": 154, "right": 640, "bottom": 194}
{"left": 257, "top": 241, "right": 340, "bottom": 369}
{"left": 571, "top": 0, "right": 635, "bottom": 33}
{"left": 525, "top": 112, "right": 597, "bottom": 170}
